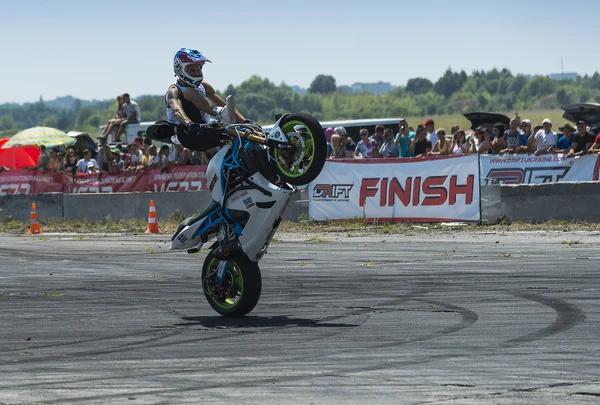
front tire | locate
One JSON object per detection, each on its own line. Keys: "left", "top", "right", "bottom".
{"left": 201, "top": 251, "right": 261, "bottom": 317}
{"left": 270, "top": 113, "right": 327, "bottom": 185}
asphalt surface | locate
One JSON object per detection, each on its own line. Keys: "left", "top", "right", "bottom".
{"left": 0, "top": 229, "right": 599, "bottom": 404}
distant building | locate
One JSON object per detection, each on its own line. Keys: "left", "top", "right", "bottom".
{"left": 548, "top": 72, "right": 577, "bottom": 81}
{"left": 350, "top": 81, "right": 394, "bottom": 95}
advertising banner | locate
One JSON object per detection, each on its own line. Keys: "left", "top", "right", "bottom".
{"left": 65, "top": 166, "right": 208, "bottom": 193}
{"left": 0, "top": 166, "right": 208, "bottom": 195}
{"left": 309, "top": 155, "right": 481, "bottom": 222}
{"left": 0, "top": 170, "right": 64, "bottom": 195}
{"left": 479, "top": 154, "right": 600, "bottom": 184}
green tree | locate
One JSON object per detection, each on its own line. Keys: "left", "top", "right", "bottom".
{"left": 309, "top": 75, "right": 336, "bottom": 94}
{"left": 405, "top": 77, "right": 433, "bottom": 94}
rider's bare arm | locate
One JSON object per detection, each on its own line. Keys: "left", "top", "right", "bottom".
{"left": 166, "top": 86, "right": 193, "bottom": 126}
{"left": 203, "top": 82, "right": 246, "bottom": 123}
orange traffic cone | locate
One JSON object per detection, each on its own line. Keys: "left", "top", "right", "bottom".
{"left": 145, "top": 200, "right": 161, "bottom": 234}
{"left": 27, "top": 203, "right": 43, "bottom": 235}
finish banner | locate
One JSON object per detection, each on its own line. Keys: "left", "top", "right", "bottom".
{"left": 0, "top": 166, "right": 208, "bottom": 195}
{"left": 479, "top": 154, "right": 600, "bottom": 184}
{"left": 309, "top": 155, "right": 481, "bottom": 222}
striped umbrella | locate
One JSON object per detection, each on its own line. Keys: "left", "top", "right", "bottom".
{"left": 2, "top": 126, "right": 75, "bottom": 148}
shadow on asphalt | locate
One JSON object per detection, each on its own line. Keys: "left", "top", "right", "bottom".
{"left": 176, "top": 315, "right": 355, "bottom": 328}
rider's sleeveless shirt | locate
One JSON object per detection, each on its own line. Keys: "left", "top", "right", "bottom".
{"left": 165, "top": 83, "right": 210, "bottom": 125}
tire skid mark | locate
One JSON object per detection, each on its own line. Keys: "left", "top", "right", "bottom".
{"left": 502, "top": 291, "right": 586, "bottom": 347}
{"left": 37, "top": 353, "right": 467, "bottom": 404}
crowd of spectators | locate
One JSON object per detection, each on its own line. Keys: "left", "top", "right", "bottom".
{"left": 25, "top": 135, "right": 208, "bottom": 177}
{"left": 326, "top": 117, "right": 600, "bottom": 159}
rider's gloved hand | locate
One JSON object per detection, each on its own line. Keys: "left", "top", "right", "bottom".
{"left": 243, "top": 119, "right": 253, "bottom": 124}
{"left": 186, "top": 122, "right": 203, "bottom": 135}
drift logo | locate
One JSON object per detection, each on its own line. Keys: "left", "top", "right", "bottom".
{"left": 359, "top": 175, "right": 474, "bottom": 207}
{"left": 484, "top": 167, "right": 571, "bottom": 184}
{"left": 313, "top": 184, "right": 353, "bottom": 201}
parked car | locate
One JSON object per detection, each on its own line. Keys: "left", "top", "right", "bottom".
{"left": 561, "top": 103, "right": 600, "bottom": 135}
{"left": 463, "top": 112, "right": 510, "bottom": 134}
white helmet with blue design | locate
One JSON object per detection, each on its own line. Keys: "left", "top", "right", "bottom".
{"left": 173, "top": 48, "right": 211, "bottom": 87}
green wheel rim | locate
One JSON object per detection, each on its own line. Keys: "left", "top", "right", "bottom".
{"left": 204, "top": 257, "right": 244, "bottom": 310}
{"left": 274, "top": 120, "right": 316, "bottom": 178}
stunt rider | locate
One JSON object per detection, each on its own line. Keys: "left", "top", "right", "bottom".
{"left": 165, "top": 48, "right": 247, "bottom": 151}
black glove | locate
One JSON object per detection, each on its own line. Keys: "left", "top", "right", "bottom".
{"left": 243, "top": 119, "right": 253, "bottom": 124}
{"left": 186, "top": 122, "right": 203, "bottom": 135}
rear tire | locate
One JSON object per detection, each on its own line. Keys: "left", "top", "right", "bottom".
{"left": 270, "top": 113, "right": 327, "bottom": 185}
{"left": 201, "top": 251, "right": 261, "bottom": 317}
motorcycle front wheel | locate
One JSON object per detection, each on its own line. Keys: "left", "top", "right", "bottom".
{"left": 270, "top": 113, "right": 327, "bottom": 185}
{"left": 201, "top": 250, "right": 262, "bottom": 317}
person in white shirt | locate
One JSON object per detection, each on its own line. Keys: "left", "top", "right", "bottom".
{"left": 114, "top": 93, "right": 141, "bottom": 143}
{"left": 533, "top": 118, "right": 558, "bottom": 155}
{"left": 75, "top": 149, "right": 99, "bottom": 173}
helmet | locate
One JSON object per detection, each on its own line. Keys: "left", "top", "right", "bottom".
{"left": 334, "top": 126, "right": 347, "bottom": 136}
{"left": 173, "top": 48, "right": 211, "bottom": 87}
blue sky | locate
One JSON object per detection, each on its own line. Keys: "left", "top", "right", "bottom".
{"left": 1, "top": 0, "right": 598, "bottom": 103}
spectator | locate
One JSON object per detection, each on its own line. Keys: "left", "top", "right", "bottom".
{"left": 96, "top": 138, "right": 114, "bottom": 173}
{"left": 423, "top": 119, "right": 436, "bottom": 145}
{"left": 451, "top": 129, "right": 469, "bottom": 155}
{"left": 567, "top": 120, "right": 595, "bottom": 157}
{"left": 370, "top": 124, "right": 385, "bottom": 147}
{"left": 324, "top": 127, "right": 335, "bottom": 143}
{"left": 518, "top": 119, "right": 533, "bottom": 154}
{"left": 588, "top": 133, "right": 600, "bottom": 154}
{"left": 28, "top": 145, "right": 49, "bottom": 171}
{"left": 556, "top": 123, "right": 575, "bottom": 153}
{"left": 334, "top": 126, "right": 355, "bottom": 153}
{"left": 98, "top": 95, "right": 127, "bottom": 140}
{"left": 76, "top": 149, "right": 99, "bottom": 173}
{"left": 114, "top": 93, "right": 141, "bottom": 143}
{"left": 410, "top": 125, "right": 432, "bottom": 157}
{"left": 170, "top": 143, "right": 193, "bottom": 165}
{"left": 330, "top": 134, "right": 352, "bottom": 158}
{"left": 158, "top": 144, "right": 171, "bottom": 171}
{"left": 470, "top": 127, "right": 492, "bottom": 154}
{"left": 490, "top": 124, "right": 506, "bottom": 154}
{"left": 396, "top": 123, "right": 414, "bottom": 158}
{"left": 147, "top": 145, "right": 158, "bottom": 168}
{"left": 430, "top": 128, "right": 449, "bottom": 155}
{"left": 450, "top": 124, "right": 460, "bottom": 137}
{"left": 63, "top": 148, "right": 78, "bottom": 174}
{"left": 355, "top": 128, "right": 379, "bottom": 158}
{"left": 532, "top": 118, "right": 558, "bottom": 155}
{"left": 47, "top": 147, "right": 63, "bottom": 171}
{"left": 499, "top": 118, "right": 525, "bottom": 155}
{"left": 324, "top": 127, "right": 335, "bottom": 157}
{"left": 129, "top": 142, "right": 143, "bottom": 165}
{"left": 141, "top": 145, "right": 151, "bottom": 168}
{"left": 379, "top": 128, "right": 399, "bottom": 158}
{"left": 112, "top": 149, "right": 125, "bottom": 173}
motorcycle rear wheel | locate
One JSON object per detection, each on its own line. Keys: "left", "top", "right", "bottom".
{"left": 201, "top": 250, "right": 262, "bottom": 317}
{"left": 270, "top": 113, "right": 327, "bottom": 185}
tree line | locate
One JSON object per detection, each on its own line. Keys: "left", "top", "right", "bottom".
{"left": 2, "top": 68, "right": 600, "bottom": 138}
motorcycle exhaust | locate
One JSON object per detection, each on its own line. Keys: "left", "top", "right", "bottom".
{"left": 213, "top": 240, "right": 244, "bottom": 260}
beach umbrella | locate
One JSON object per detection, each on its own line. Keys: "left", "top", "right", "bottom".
{"left": 0, "top": 138, "right": 39, "bottom": 169}
{"left": 2, "top": 126, "right": 75, "bottom": 148}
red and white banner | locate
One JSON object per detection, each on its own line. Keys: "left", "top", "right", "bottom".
{"left": 66, "top": 166, "right": 208, "bottom": 193}
{"left": 479, "top": 154, "right": 600, "bottom": 184}
{"left": 0, "top": 171, "right": 64, "bottom": 195}
{"left": 309, "top": 155, "right": 481, "bottom": 222}
{"left": 0, "top": 166, "right": 208, "bottom": 195}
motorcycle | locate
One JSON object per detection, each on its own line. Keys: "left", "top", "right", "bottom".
{"left": 160, "top": 96, "right": 327, "bottom": 317}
